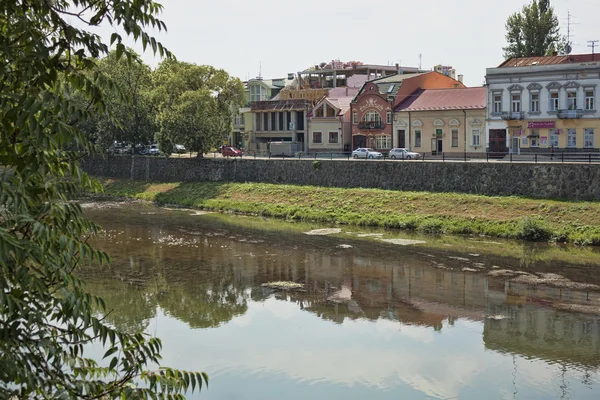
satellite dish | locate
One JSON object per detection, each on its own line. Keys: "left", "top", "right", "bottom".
{"left": 565, "top": 44, "right": 572, "bottom": 55}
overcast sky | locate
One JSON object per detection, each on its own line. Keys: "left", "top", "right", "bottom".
{"left": 95, "top": 0, "right": 599, "bottom": 87}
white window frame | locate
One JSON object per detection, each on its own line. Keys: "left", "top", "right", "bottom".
{"left": 328, "top": 131, "right": 338, "bottom": 144}
{"left": 472, "top": 129, "right": 480, "bottom": 146}
{"left": 584, "top": 128, "right": 594, "bottom": 148}
{"left": 493, "top": 92, "right": 502, "bottom": 113}
{"left": 376, "top": 135, "right": 392, "bottom": 149}
{"left": 414, "top": 130, "right": 422, "bottom": 147}
{"left": 550, "top": 91, "right": 559, "bottom": 111}
{"left": 511, "top": 93, "right": 521, "bottom": 112}
{"left": 530, "top": 129, "right": 539, "bottom": 147}
{"left": 585, "top": 89, "right": 595, "bottom": 111}
{"left": 312, "top": 131, "right": 322, "bottom": 144}
{"left": 549, "top": 129, "right": 559, "bottom": 148}
{"left": 386, "top": 111, "right": 392, "bottom": 124}
{"left": 567, "top": 91, "right": 578, "bottom": 110}
{"left": 363, "top": 111, "right": 382, "bottom": 123}
{"left": 530, "top": 92, "right": 540, "bottom": 112}
{"left": 352, "top": 111, "right": 358, "bottom": 124}
{"left": 567, "top": 129, "right": 577, "bottom": 148}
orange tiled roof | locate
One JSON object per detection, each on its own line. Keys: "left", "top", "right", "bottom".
{"left": 395, "top": 87, "right": 487, "bottom": 112}
{"left": 498, "top": 53, "right": 600, "bottom": 68}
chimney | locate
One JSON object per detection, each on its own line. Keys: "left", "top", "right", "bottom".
{"left": 458, "top": 74, "right": 463, "bottom": 83}
{"left": 552, "top": 51, "right": 558, "bottom": 56}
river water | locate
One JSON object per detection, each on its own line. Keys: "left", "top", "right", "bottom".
{"left": 81, "top": 201, "right": 600, "bottom": 400}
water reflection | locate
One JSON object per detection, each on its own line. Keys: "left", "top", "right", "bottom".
{"left": 81, "top": 202, "right": 600, "bottom": 399}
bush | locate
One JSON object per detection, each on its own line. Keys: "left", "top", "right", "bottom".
{"left": 517, "top": 217, "right": 552, "bottom": 241}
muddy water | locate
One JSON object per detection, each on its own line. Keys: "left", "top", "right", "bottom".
{"left": 81, "top": 201, "right": 600, "bottom": 400}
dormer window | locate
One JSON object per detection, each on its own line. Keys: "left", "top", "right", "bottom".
{"left": 315, "top": 106, "right": 324, "bottom": 118}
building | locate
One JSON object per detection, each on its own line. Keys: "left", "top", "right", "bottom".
{"left": 394, "top": 87, "right": 487, "bottom": 155}
{"left": 350, "top": 72, "right": 466, "bottom": 151}
{"left": 307, "top": 87, "right": 359, "bottom": 153}
{"left": 433, "top": 64, "right": 458, "bottom": 80}
{"left": 485, "top": 53, "right": 600, "bottom": 155}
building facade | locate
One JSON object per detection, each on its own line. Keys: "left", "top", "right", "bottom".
{"left": 350, "top": 72, "right": 466, "bottom": 151}
{"left": 485, "top": 54, "right": 600, "bottom": 155}
{"left": 394, "top": 87, "right": 487, "bottom": 154}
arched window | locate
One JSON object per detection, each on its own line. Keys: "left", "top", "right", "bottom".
{"left": 362, "top": 111, "right": 382, "bottom": 123}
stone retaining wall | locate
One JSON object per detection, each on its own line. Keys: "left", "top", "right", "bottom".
{"left": 82, "top": 155, "right": 600, "bottom": 201}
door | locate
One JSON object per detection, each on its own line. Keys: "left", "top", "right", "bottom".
{"left": 398, "top": 130, "right": 406, "bottom": 148}
{"left": 353, "top": 135, "right": 366, "bottom": 150}
{"left": 512, "top": 137, "right": 520, "bottom": 155}
{"left": 489, "top": 129, "right": 508, "bottom": 157}
{"left": 431, "top": 138, "right": 437, "bottom": 155}
{"left": 437, "top": 139, "right": 443, "bottom": 153}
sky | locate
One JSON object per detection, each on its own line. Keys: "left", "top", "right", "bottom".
{"left": 90, "top": 0, "right": 599, "bottom": 87}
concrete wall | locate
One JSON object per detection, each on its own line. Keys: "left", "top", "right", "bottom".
{"left": 82, "top": 156, "right": 600, "bottom": 201}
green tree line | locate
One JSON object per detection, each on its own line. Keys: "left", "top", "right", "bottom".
{"left": 77, "top": 52, "right": 244, "bottom": 156}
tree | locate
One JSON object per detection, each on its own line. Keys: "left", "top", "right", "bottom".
{"left": 0, "top": 0, "right": 207, "bottom": 398}
{"left": 503, "top": 0, "right": 561, "bottom": 59}
{"left": 152, "top": 60, "right": 244, "bottom": 156}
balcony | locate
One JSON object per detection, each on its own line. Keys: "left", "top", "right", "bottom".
{"left": 358, "top": 121, "right": 385, "bottom": 130}
{"left": 558, "top": 109, "right": 583, "bottom": 119}
{"left": 501, "top": 111, "right": 524, "bottom": 120}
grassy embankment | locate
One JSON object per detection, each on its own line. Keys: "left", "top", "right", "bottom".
{"left": 98, "top": 178, "right": 600, "bottom": 245}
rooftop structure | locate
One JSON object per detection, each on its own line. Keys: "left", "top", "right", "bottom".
{"left": 498, "top": 53, "right": 600, "bottom": 68}
{"left": 396, "top": 87, "right": 487, "bottom": 112}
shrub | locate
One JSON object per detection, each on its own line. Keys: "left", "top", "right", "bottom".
{"left": 517, "top": 217, "right": 552, "bottom": 241}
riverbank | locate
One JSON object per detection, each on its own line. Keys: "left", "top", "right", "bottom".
{"left": 97, "top": 178, "right": 600, "bottom": 245}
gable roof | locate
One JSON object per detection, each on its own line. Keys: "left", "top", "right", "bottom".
{"left": 395, "top": 87, "right": 487, "bottom": 112}
{"left": 311, "top": 88, "right": 359, "bottom": 116}
{"left": 353, "top": 72, "right": 426, "bottom": 101}
{"left": 498, "top": 53, "right": 600, "bottom": 68}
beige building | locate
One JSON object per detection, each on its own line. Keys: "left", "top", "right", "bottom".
{"left": 394, "top": 87, "right": 487, "bottom": 155}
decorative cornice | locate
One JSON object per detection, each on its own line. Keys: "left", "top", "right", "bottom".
{"left": 507, "top": 84, "right": 524, "bottom": 92}
{"left": 563, "top": 81, "right": 580, "bottom": 89}
{"left": 527, "top": 83, "right": 542, "bottom": 91}
{"left": 546, "top": 81, "right": 562, "bottom": 90}
{"left": 412, "top": 120, "right": 423, "bottom": 127}
{"left": 433, "top": 119, "right": 444, "bottom": 127}
{"left": 449, "top": 119, "right": 460, "bottom": 127}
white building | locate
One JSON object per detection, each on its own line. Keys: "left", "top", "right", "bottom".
{"left": 485, "top": 54, "right": 600, "bottom": 155}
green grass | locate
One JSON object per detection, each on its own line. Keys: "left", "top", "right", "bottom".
{"left": 97, "top": 178, "right": 600, "bottom": 246}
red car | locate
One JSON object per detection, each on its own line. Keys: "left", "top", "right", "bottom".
{"left": 221, "top": 147, "right": 243, "bottom": 157}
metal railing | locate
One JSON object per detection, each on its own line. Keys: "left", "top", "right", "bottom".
{"left": 357, "top": 121, "right": 385, "bottom": 129}
{"left": 501, "top": 111, "right": 525, "bottom": 120}
{"left": 557, "top": 109, "right": 584, "bottom": 119}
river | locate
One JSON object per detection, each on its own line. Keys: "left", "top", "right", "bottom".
{"left": 80, "top": 200, "right": 600, "bottom": 399}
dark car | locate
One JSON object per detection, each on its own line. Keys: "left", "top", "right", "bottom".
{"left": 221, "top": 147, "right": 243, "bottom": 157}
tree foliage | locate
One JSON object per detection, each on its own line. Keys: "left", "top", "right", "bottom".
{"left": 503, "top": 0, "right": 560, "bottom": 59}
{"left": 0, "top": 0, "right": 207, "bottom": 398}
{"left": 152, "top": 60, "right": 244, "bottom": 156}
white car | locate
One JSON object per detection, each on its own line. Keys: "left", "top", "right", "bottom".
{"left": 148, "top": 144, "right": 159, "bottom": 155}
{"left": 389, "top": 148, "right": 421, "bottom": 160}
{"left": 352, "top": 148, "right": 383, "bottom": 159}
{"left": 174, "top": 144, "right": 186, "bottom": 153}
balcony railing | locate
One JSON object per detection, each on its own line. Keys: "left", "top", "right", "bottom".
{"left": 501, "top": 111, "right": 524, "bottom": 120}
{"left": 558, "top": 109, "right": 583, "bottom": 119}
{"left": 358, "top": 121, "right": 385, "bottom": 129}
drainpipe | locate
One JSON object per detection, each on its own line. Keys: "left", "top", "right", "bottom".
{"left": 463, "top": 109, "right": 467, "bottom": 153}
{"left": 408, "top": 111, "right": 412, "bottom": 150}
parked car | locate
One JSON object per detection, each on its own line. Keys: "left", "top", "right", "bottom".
{"left": 148, "top": 144, "right": 159, "bottom": 155}
{"left": 352, "top": 148, "right": 383, "bottom": 159}
{"left": 389, "top": 148, "right": 421, "bottom": 160}
{"left": 216, "top": 145, "right": 227, "bottom": 153}
{"left": 174, "top": 144, "right": 186, "bottom": 153}
{"left": 221, "top": 147, "right": 243, "bottom": 157}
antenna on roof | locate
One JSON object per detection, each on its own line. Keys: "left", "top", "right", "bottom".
{"left": 588, "top": 40, "right": 599, "bottom": 61}
{"left": 258, "top": 62, "right": 262, "bottom": 80}
{"left": 563, "top": 10, "right": 578, "bottom": 55}
{"left": 418, "top": 54, "right": 422, "bottom": 70}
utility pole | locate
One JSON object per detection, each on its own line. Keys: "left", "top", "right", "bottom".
{"left": 418, "top": 54, "right": 422, "bottom": 71}
{"left": 588, "top": 40, "right": 599, "bottom": 61}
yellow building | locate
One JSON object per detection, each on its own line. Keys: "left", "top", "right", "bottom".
{"left": 393, "top": 87, "right": 487, "bottom": 155}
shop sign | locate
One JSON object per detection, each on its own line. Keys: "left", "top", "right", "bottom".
{"left": 527, "top": 121, "right": 555, "bottom": 129}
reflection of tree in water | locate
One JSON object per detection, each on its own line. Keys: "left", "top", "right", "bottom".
{"left": 84, "top": 279, "right": 156, "bottom": 334}
{"left": 156, "top": 266, "right": 249, "bottom": 329}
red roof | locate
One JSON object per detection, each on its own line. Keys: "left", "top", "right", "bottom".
{"left": 395, "top": 87, "right": 487, "bottom": 112}
{"left": 498, "top": 53, "right": 600, "bottom": 68}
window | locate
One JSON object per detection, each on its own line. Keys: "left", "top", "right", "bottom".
{"left": 326, "top": 105, "right": 336, "bottom": 117}
{"left": 511, "top": 94, "right": 521, "bottom": 112}
{"left": 363, "top": 111, "right": 382, "bottom": 123}
{"left": 550, "top": 92, "right": 559, "bottom": 111}
{"left": 415, "top": 130, "right": 422, "bottom": 147}
{"left": 376, "top": 135, "right": 392, "bottom": 149}
{"left": 530, "top": 93, "right": 540, "bottom": 112}
{"left": 472, "top": 129, "right": 480, "bottom": 146}
{"left": 567, "top": 92, "right": 577, "bottom": 110}
{"left": 586, "top": 90, "right": 595, "bottom": 110}
{"left": 352, "top": 111, "right": 358, "bottom": 124}
{"left": 263, "top": 113, "right": 269, "bottom": 131}
{"left": 567, "top": 129, "right": 576, "bottom": 148}
{"left": 312, "top": 132, "right": 322, "bottom": 144}
{"left": 550, "top": 129, "right": 559, "bottom": 148}
{"left": 315, "top": 106, "right": 324, "bottom": 118}
{"left": 493, "top": 93, "right": 502, "bottom": 113}
{"left": 451, "top": 129, "right": 459, "bottom": 147}
{"left": 250, "top": 85, "right": 265, "bottom": 102}
{"left": 386, "top": 111, "right": 392, "bottom": 124}
{"left": 585, "top": 128, "right": 594, "bottom": 148}
{"left": 271, "top": 113, "right": 276, "bottom": 130}
{"left": 328, "top": 132, "right": 338, "bottom": 144}
{"left": 530, "top": 129, "right": 539, "bottom": 147}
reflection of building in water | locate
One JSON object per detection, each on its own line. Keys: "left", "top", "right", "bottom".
{"left": 484, "top": 280, "right": 600, "bottom": 369}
